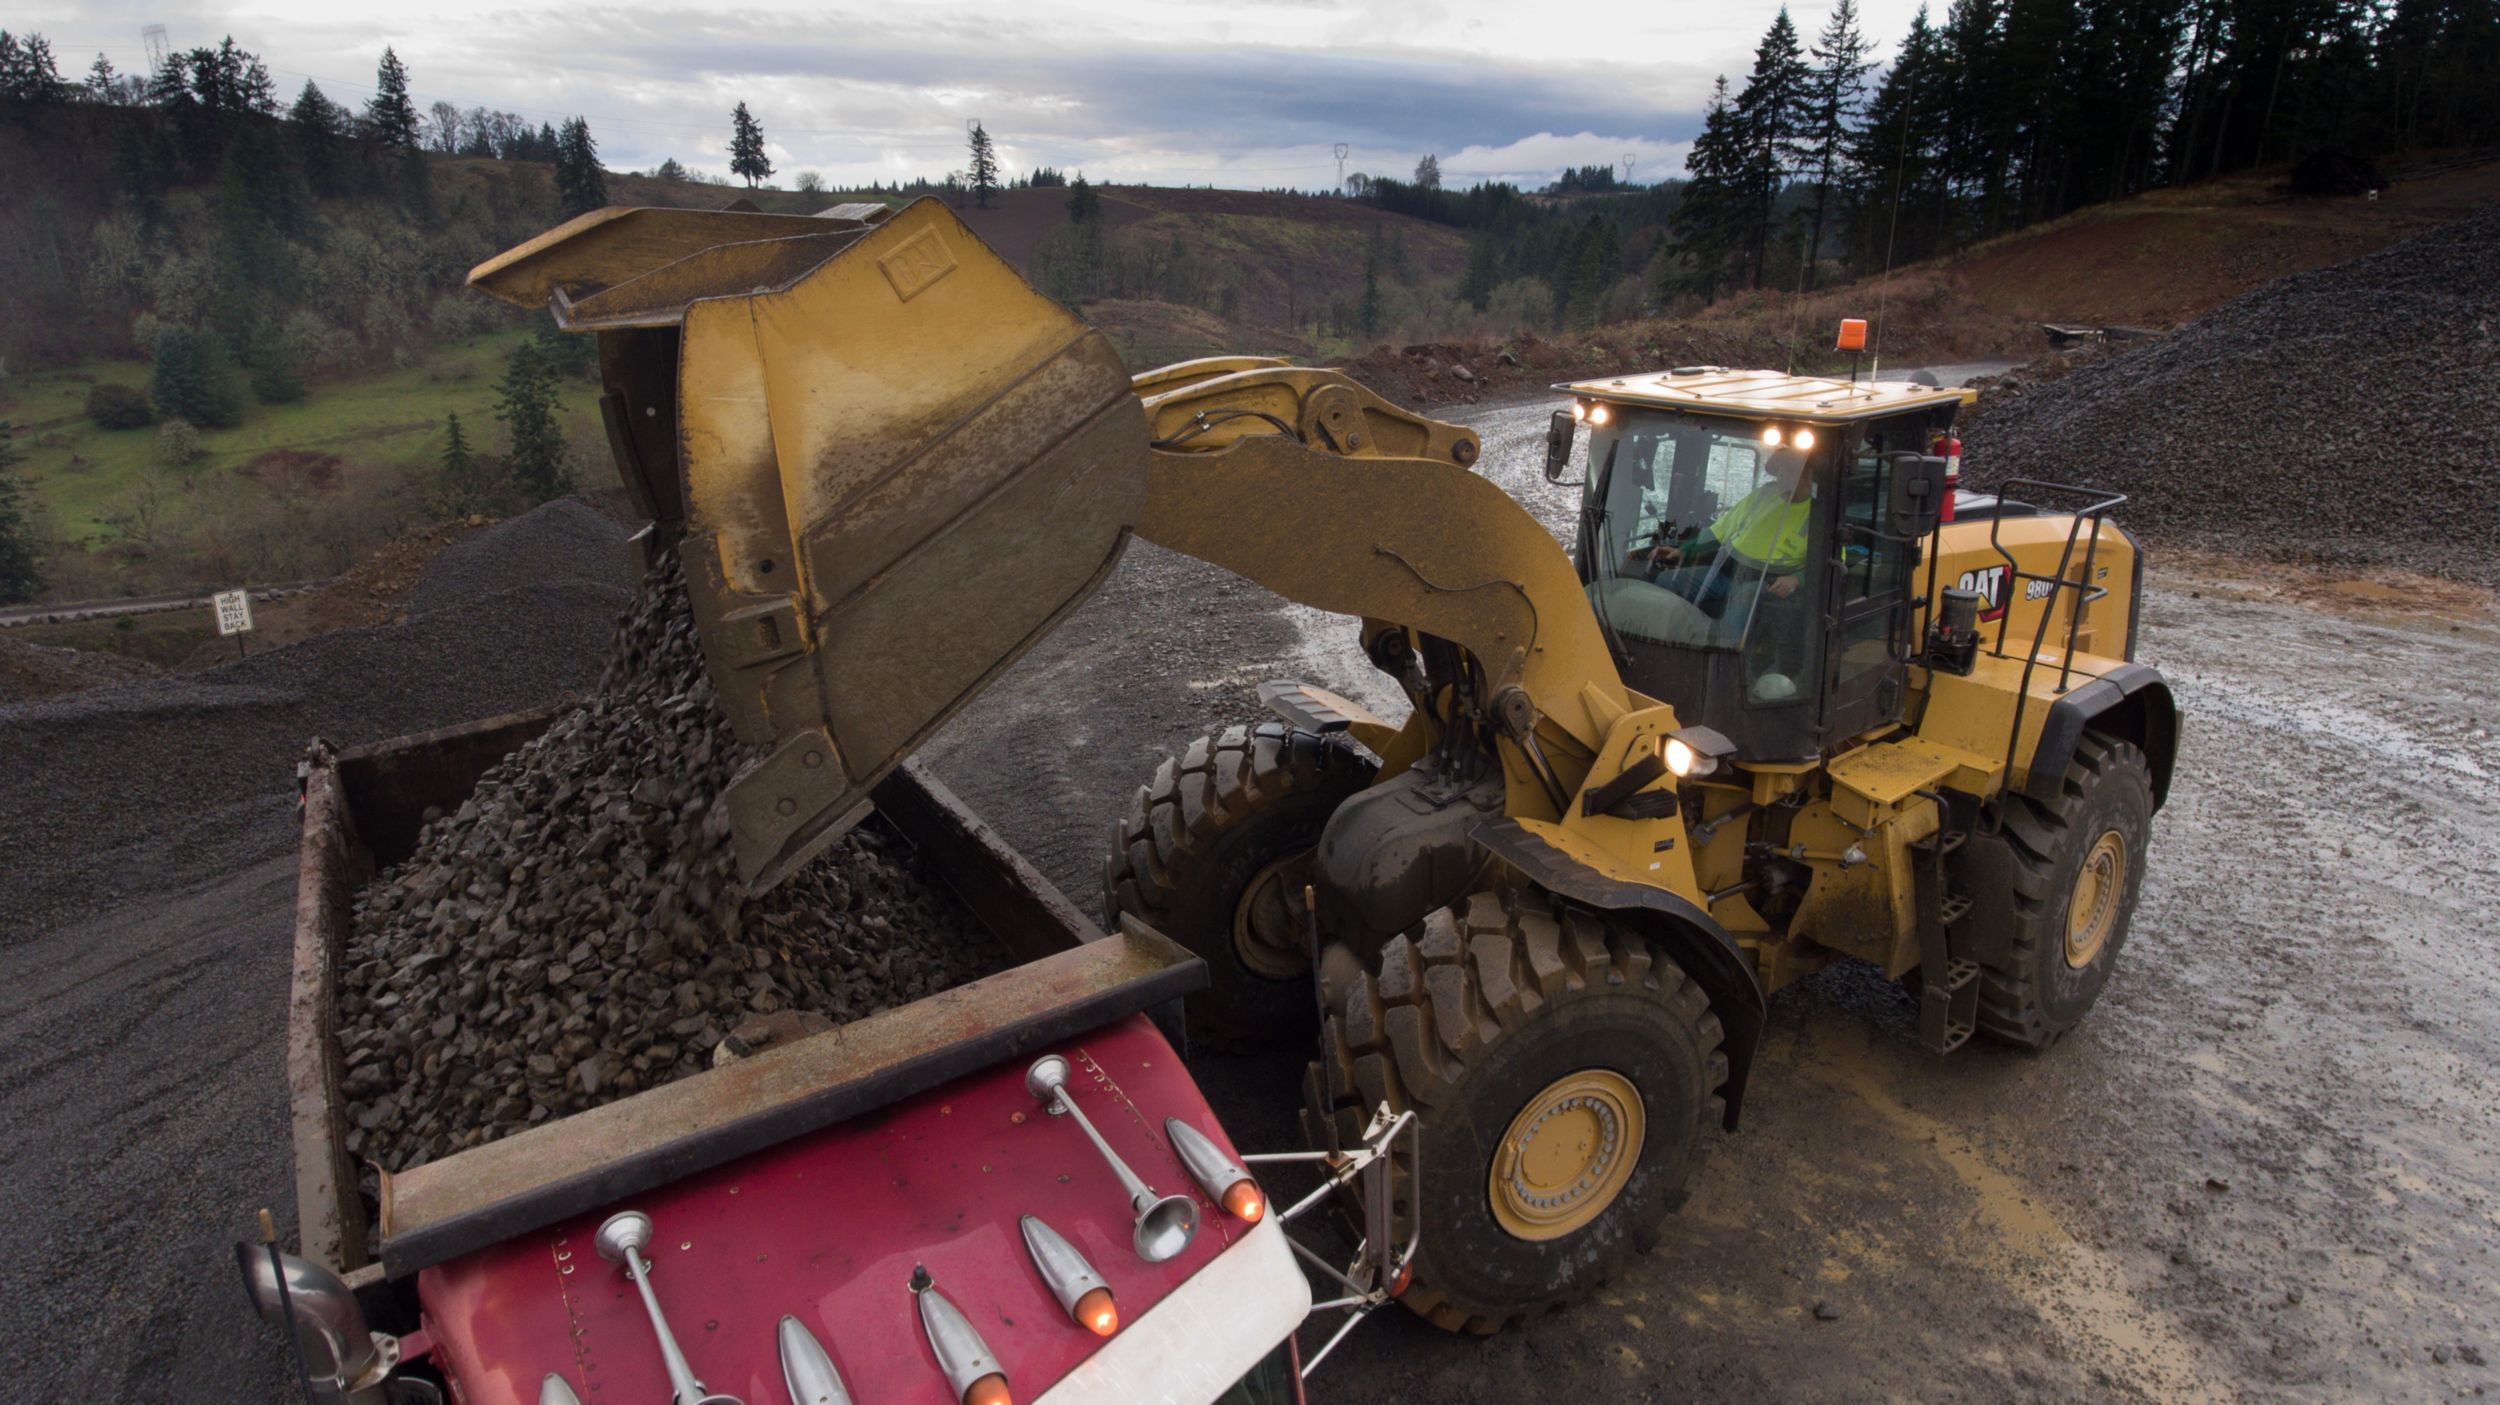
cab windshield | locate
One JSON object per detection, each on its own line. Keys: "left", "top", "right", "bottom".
{"left": 1578, "top": 410, "right": 1824, "bottom": 696}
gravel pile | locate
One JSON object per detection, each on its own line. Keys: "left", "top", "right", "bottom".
{"left": 407, "top": 497, "right": 637, "bottom": 615}
{"left": 0, "top": 635, "right": 162, "bottom": 704}
{"left": 334, "top": 556, "right": 1003, "bottom": 1170}
{"left": 0, "top": 579, "right": 631, "bottom": 942}
{"left": 1961, "top": 208, "right": 2500, "bottom": 584}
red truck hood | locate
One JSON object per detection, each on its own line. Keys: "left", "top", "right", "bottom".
{"left": 419, "top": 1015, "right": 1276, "bottom": 1404}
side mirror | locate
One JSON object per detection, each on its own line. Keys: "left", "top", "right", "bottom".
{"left": 1888, "top": 453, "right": 1949, "bottom": 536}
{"left": 1543, "top": 409, "right": 1578, "bottom": 483}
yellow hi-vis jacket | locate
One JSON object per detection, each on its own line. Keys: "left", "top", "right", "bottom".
{"left": 1702, "top": 485, "right": 1812, "bottom": 570}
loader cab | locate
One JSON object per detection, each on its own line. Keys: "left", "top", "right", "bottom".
{"left": 1553, "top": 369, "right": 1967, "bottom": 760}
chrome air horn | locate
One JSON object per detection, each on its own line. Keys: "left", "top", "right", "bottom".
{"left": 595, "top": 1211, "right": 744, "bottom": 1405}
{"left": 1025, "top": 1054, "right": 1199, "bottom": 1262}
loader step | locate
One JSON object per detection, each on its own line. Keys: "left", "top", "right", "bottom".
{"left": 1919, "top": 958, "right": 1980, "bottom": 1055}
{"left": 1939, "top": 891, "right": 1973, "bottom": 927}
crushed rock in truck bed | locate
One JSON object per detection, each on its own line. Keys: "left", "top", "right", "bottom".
{"left": 335, "top": 555, "right": 1003, "bottom": 1171}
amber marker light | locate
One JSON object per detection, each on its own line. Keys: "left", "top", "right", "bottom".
{"left": 1076, "top": 1286, "right": 1119, "bottom": 1337}
{"left": 965, "top": 1373, "right": 1012, "bottom": 1405}
{"left": 1221, "top": 1179, "right": 1266, "bottom": 1223}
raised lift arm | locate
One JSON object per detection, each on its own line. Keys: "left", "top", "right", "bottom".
{"left": 470, "top": 199, "right": 1629, "bottom": 889}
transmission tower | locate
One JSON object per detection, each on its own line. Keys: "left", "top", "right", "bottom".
{"left": 1334, "top": 142, "right": 1350, "bottom": 190}
{"left": 143, "top": 24, "right": 169, "bottom": 70}
{"left": 1620, "top": 153, "right": 1637, "bottom": 185}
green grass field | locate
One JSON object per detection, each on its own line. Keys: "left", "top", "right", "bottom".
{"left": 5, "top": 330, "right": 599, "bottom": 546}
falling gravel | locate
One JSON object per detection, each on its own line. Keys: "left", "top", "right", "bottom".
{"left": 334, "top": 555, "right": 1004, "bottom": 1171}
{"left": 1961, "top": 208, "right": 2500, "bottom": 584}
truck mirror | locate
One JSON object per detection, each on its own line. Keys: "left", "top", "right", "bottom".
{"left": 1888, "top": 453, "right": 1949, "bottom": 536}
{"left": 1544, "top": 410, "right": 1578, "bottom": 482}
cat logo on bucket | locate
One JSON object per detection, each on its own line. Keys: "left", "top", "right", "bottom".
{"left": 1956, "top": 564, "right": 2009, "bottom": 621}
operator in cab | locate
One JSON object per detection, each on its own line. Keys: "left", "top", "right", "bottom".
{"left": 1623, "top": 443, "right": 1813, "bottom": 608}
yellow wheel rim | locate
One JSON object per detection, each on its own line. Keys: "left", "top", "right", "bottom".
{"left": 1488, "top": 1070, "right": 1645, "bottom": 1241}
{"left": 2065, "top": 830, "right": 2127, "bottom": 969}
{"left": 1231, "top": 855, "right": 1309, "bottom": 980}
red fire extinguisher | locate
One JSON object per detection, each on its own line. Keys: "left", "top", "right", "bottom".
{"left": 1931, "top": 432, "right": 1963, "bottom": 522}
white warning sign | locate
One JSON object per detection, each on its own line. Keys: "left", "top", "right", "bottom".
{"left": 213, "top": 589, "right": 254, "bottom": 637}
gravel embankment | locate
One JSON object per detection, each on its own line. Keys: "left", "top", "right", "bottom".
{"left": 407, "top": 497, "right": 637, "bottom": 614}
{"left": 1962, "top": 208, "right": 2500, "bottom": 584}
{"left": 0, "top": 503, "right": 637, "bottom": 943}
{"left": 337, "top": 557, "right": 1003, "bottom": 1170}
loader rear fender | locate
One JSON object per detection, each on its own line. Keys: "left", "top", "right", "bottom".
{"left": 1469, "top": 819, "right": 1764, "bottom": 1130}
{"left": 2027, "top": 663, "right": 2177, "bottom": 811}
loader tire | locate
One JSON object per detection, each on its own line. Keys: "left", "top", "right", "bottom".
{"left": 1104, "top": 723, "right": 1376, "bottom": 1052}
{"left": 1302, "top": 888, "right": 1727, "bottom": 1335}
{"left": 1976, "top": 731, "right": 2154, "bottom": 1049}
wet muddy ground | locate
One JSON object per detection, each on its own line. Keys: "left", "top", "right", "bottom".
{"left": 927, "top": 398, "right": 2500, "bottom": 1402}
{"left": 4, "top": 399, "right": 2494, "bottom": 1400}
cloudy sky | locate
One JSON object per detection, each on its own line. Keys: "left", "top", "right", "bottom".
{"left": 41, "top": 0, "right": 1933, "bottom": 190}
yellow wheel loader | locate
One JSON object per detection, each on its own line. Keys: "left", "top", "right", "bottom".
{"left": 469, "top": 197, "right": 2176, "bottom": 1344}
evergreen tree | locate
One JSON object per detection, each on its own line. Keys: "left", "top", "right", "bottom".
{"left": 1731, "top": 8, "right": 1811, "bottom": 287}
{"left": 729, "top": 102, "right": 773, "bottom": 186}
{"left": 291, "top": 81, "right": 348, "bottom": 195}
{"left": 244, "top": 318, "right": 305, "bottom": 404}
{"left": 496, "top": 339, "right": 569, "bottom": 504}
{"left": 84, "top": 53, "right": 120, "bottom": 103}
{"left": 1358, "top": 225, "right": 1385, "bottom": 337}
{"left": 438, "top": 411, "right": 490, "bottom": 511}
{"left": 967, "top": 121, "right": 1000, "bottom": 208}
{"left": 113, "top": 120, "right": 174, "bottom": 228}
{"left": 654, "top": 156, "right": 688, "bottom": 181}
{"left": 1066, "top": 173, "right": 1101, "bottom": 223}
{"left": 0, "top": 421, "right": 43, "bottom": 605}
{"left": 1799, "top": 0, "right": 1873, "bottom": 288}
{"left": 1459, "top": 231, "right": 1499, "bottom": 310}
{"left": 1845, "top": 6, "right": 1949, "bottom": 268}
{"left": 0, "top": 31, "right": 70, "bottom": 106}
{"left": 1675, "top": 76, "right": 1750, "bottom": 299}
{"left": 149, "top": 326, "right": 248, "bottom": 429}
{"left": 364, "top": 46, "right": 420, "bottom": 150}
{"left": 554, "top": 117, "right": 607, "bottom": 216}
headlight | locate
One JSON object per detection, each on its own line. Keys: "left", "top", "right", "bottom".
{"left": 1663, "top": 737, "right": 1698, "bottom": 777}
{"left": 1588, "top": 403, "right": 1612, "bottom": 426}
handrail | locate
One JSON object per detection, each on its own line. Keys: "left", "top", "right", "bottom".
{"left": 1982, "top": 479, "right": 2128, "bottom": 819}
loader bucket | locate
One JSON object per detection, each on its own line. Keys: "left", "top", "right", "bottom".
{"left": 469, "top": 199, "right": 1150, "bottom": 889}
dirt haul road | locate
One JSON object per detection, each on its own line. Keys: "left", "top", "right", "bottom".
{"left": 1, "top": 402, "right": 2494, "bottom": 1400}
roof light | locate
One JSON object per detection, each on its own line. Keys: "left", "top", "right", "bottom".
{"left": 1165, "top": 1118, "right": 1264, "bottom": 1224}
{"left": 1794, "top": 427, "right": 1817, "bottom": 450}
{"left": 1588, "top": 403, "right": 1612, "bottom": 426}
{"left": 1570, "top": 401, "right": 1588, "bottom": 421}
{"left": 1761, "top": 424, "right": 1784, "bottom": 446}
{"left": 1835, "top": 317, "right": 1867, "bottom": 352}
{"left": 914, "top": 1269, "right": 1010, "bottom": 1405}
{"left": 539, "top": 1376, "right": 585, "bottom": 1405}
{"left": 1019, "top": 1215, "right": 1118, "bottom": 1337}
{"left": 777, "top": 1316, "right": 855, "bottom": 1405}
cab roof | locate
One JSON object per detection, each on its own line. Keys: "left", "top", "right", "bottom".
{"left": 1553, "top": 366, "right": 1976, "bottom": 425}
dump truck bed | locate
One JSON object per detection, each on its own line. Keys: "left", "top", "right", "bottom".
{"left": 288, "top": 705, "right": 1203, "bottom": 1281}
